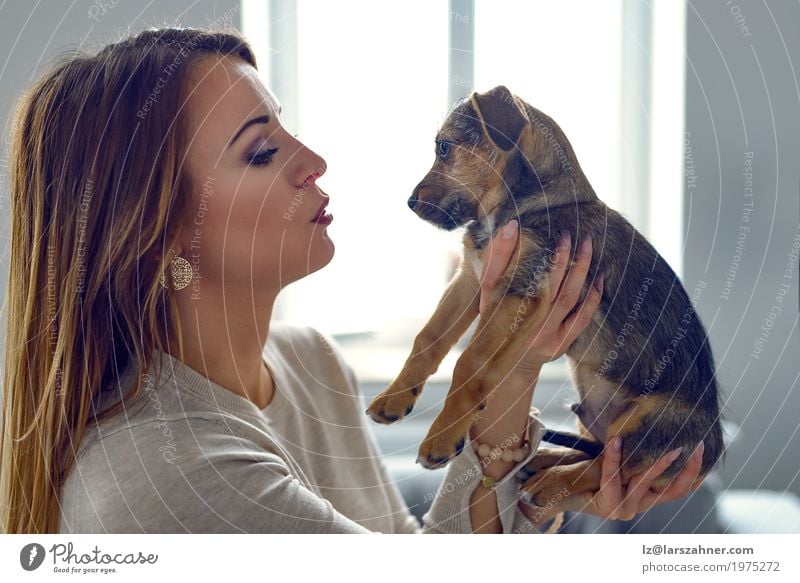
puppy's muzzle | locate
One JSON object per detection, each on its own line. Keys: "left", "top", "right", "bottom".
{"left": 409, "top": 183, "right": 468, "bottom": 230}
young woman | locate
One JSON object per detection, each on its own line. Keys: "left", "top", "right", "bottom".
{"left": 0, "top": 27, "right": 704, "bottom": 534}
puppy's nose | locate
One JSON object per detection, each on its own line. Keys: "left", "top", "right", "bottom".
{"left": 407, "top": 192, "right": 419, "bottom": 210}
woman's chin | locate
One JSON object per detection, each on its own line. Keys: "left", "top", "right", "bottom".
{"left": 279, "top": 230, "right": 335, "bottom": 284}
{"left": 306, "top": 237, "right": 335, "bottom": 275}
{"left": 317, "top": 238, "right": 335, "bottom": 269}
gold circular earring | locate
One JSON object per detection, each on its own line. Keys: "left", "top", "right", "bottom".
{"left": 158, "top": 248, "right": 192, "bottom": 290}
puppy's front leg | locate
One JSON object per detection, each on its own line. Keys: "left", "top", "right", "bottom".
{"left": 366, "top": 261, "right": 480, "bottom": 424}
{"left": 416, "top": 288, "right": 551, "bottom": 468}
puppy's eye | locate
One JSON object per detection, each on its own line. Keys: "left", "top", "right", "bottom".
{"left": 436, "top": 140, "right": 451, "bottom": 159}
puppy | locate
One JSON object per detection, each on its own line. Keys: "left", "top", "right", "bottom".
{"left": 366, "top": 86, "right": 724, "bottom": 508}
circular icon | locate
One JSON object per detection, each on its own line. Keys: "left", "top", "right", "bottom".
{"left": 20, "top": 543, "right": 46, "bottom": 571}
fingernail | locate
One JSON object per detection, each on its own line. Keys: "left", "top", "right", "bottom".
{"left": 593, "top": 271, "right": 605, "bottom": 293}
{"left": 502, "top": 219, "right": 518, "bottom": 239}
{"left": 577, "top": 237, "right": 592, "bottom": 257}
{"left": 695, "top": 441, "right": 705, "bottom": 456}
{"left": 669, "top": 447, "right": 684, "bottom": 461}
{"left": 558, "top": 232, "right": 571, "bottom": 250}
{"left": 612, "top": 436, "right": 622, "bottom": 451}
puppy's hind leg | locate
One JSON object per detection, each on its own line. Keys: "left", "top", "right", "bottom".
{"left": 366, "top": 264, "right": 480, "bottom": 424}
{"left": 516, "top": 447, "right": 592, "bottom": 483}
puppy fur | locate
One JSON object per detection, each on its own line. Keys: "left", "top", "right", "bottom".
{"left": 365, "top": 86, "right": 724, "bottom": 507}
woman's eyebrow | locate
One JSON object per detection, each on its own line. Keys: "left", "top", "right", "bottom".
{"left": 228, "top": 114, "right": 270, "bottom": 149}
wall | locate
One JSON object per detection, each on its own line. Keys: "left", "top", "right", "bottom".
{"left": 684, "top": 0, "right": 800, "bottom": 494}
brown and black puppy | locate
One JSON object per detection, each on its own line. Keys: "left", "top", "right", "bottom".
{"left": 365, "top": 85, "right": 724, "bottom": 507}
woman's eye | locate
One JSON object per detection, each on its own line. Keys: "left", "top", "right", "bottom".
{"left": 248, "top": 147, "right": 279, "bottom": 167}
{"left": 436, "top": 140, "right": 451, "bottom": 159}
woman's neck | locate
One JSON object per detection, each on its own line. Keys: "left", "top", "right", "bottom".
{"left": 169, "top": 280, "right": 277, "bottom": 409}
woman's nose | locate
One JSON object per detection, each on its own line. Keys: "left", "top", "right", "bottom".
{"left": 293, "top": 144, "right": 327, "bottom": 188}
{"left": 304, "top": 167, "right": 325, "bottom": 187}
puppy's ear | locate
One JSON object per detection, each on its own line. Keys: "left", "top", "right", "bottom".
{"left": 471, "top": 85, "right": 527, "bottom": 151}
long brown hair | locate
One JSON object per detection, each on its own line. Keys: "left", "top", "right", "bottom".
{"left": 0, "top": 27, "right": 256, "bottom": 533}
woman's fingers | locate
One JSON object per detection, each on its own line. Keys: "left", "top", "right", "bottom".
{"left": 527, "top": 237, "right": 594, "bottom": 356}
{"left": 638, "top": 442, "right": 705, "bottom": 511}
{"left": 622, "top": 445, "right": 685, "bottom": 517}
{"left": 555, "top": 271, "right": 604, "bottom": 352}
{"left": 547, "top": 232, "right": 572, "bottom": 300}
{"left": 552, "top": 237, "right": 593, "bottom": 319}
{"left": 598, "top": 436, "right": 625, "bottom": 518}
{"left": 479, "top": 219, "right": 519, "bottom": 314}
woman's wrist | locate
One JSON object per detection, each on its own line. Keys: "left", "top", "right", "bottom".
{"left": 469, "top": 365, "right": 541, "bottom": 480}
{"left": 508, "top": 358, "right": 548, "bottom": 378}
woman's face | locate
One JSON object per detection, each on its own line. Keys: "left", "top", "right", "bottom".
{"left": 178, "top": 53, "right": 333, "bottom": 296}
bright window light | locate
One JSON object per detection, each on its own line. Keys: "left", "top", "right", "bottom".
{"left": 474, "top": 0, "right": 623, "bottom": 212}
{"left": 242, "top": 1, "right": 683, "bottom": 355}
{"left": 253, "top": 1, "right": 457, "bottom": 336}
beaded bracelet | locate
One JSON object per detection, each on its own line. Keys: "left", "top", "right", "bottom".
{"left": 472, "top": 439, "right": 532, "bottom": 464}
{"left": 471, "top": 411, "right": 536, "bottom": 491}
{"left": 472, "top": 436, "right": 532, "bottom": 491}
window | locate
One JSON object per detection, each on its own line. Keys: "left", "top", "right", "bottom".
{"left": 475, "top": 1, "right": 623, "bottom": 212}
{"left": 242, "top": 0, "right": 685, "bottom": 382}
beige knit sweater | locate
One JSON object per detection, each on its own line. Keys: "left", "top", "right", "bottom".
{"left": 59, "top": 323, "right": 549, "bottom": 533}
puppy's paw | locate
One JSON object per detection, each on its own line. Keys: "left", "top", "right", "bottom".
{"left": 515, "top": 447, "right": 591, "bottom": 482}
{"left": 519, "top": 467, "right": 574, "bottom": 508}
{"left": 365, "top": 382, "right": 423, "bottom": 425}
{"left": 416, "top": 415, "right": 473, "bottom": 470}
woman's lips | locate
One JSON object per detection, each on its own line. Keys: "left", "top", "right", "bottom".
{"left": 313, "top": 211, "right": 333, "bottom": 225}
{"left": 311, "top": 199, "right": 333, "bottom": 225}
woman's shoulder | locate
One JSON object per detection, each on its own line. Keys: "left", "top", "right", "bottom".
{"left": 75, "top": 407, "right": 277, "bottom": 473}
{"left": 77, "top": 356, "right": 286, "bottom": 462}
{"left": 59, "top": 413, "right": 296, "bottom": 533}
{"left": 268, "top": 321, "right": 358, "bottom": 391}
{"left": 75, "top": 414, "right": 223, "bottom": 464}
{"left": 268, "top": 321, "right": 338, "bottom": 357}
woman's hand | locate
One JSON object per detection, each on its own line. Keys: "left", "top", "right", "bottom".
{"left": 468, "top": 218, "right": 605, "bottom": 532}
{"left": 591, "top": 437, "right": 706, "bottom": 520}
{"left": 479, "top": 219, "right": 604, "bottom": 374}
{"left": 469, "top": 218, "right": 601, "bottom": 463}
{"left": 520, "top": 438, "right": 706, "bottom": 527}
{"left": 484, "top": 220, "right": 707, "bottom": 528}
{"left": 468, "top": 219, "right": 600, "bottom": 458}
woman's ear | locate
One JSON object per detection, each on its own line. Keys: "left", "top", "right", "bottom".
{"left": 470, "top": 85, "right": 528, "bottom": 151}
